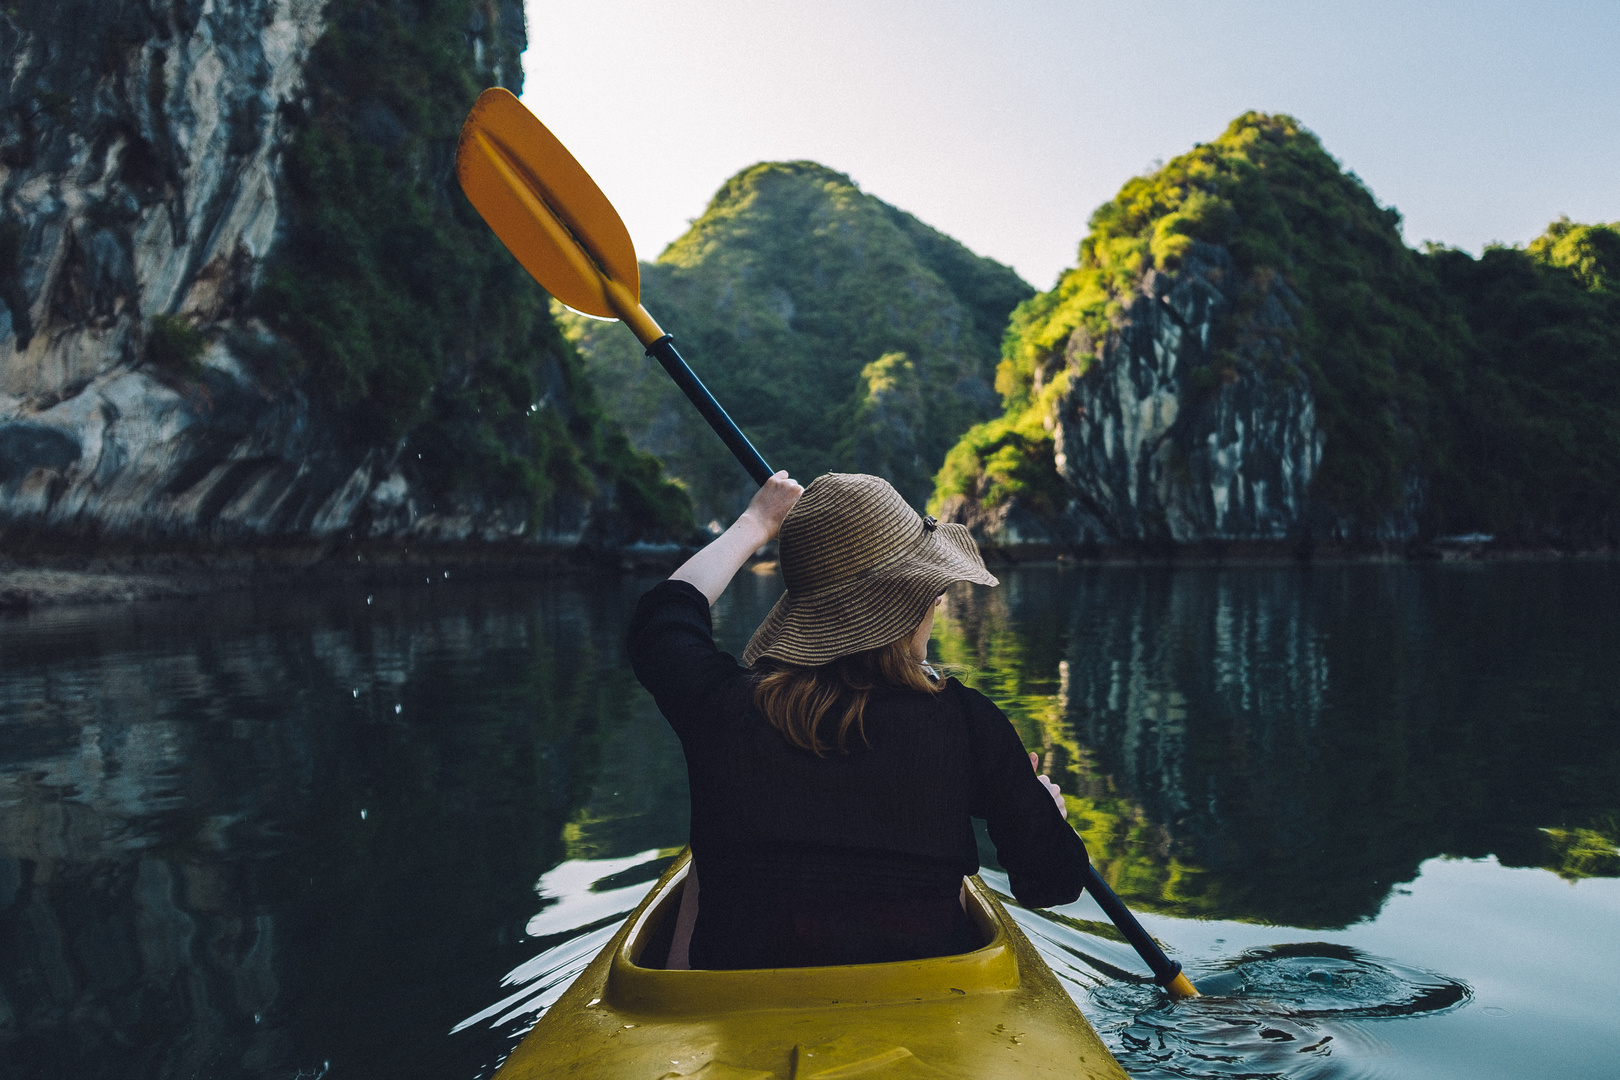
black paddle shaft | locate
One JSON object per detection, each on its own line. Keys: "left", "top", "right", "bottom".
{"left": 645, "top": 335, "right": 773, "bottom": 487}
{"left": 1084, "top": 865, "right": 1186, "bottom": 989}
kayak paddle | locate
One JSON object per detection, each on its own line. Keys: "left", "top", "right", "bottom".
{"left": 453, "top": 87, "right": 1197, "bottom": 1001}
{"left": 1084, "top": 866, "right": 1199, "bottom": 998}
{"left": 455, "top": 88, "right": 772, "bottom": 486}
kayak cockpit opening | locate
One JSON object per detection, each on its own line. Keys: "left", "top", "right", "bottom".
{"left": 621, "top": 852, "right": 1000, "bottom": 974}
{"left": 629, "top": 865, "right": 687, "bottom": 971}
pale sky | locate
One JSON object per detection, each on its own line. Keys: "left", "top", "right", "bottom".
{"left": 520, "top": 0, "right": 1619, "bottom": 290}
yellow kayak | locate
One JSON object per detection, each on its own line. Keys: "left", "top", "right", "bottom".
{"left": 495, "top": 849, "right": 1130, "bottom": 1080}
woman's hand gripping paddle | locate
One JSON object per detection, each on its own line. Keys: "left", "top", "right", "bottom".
{"left": 455, "top": 88, "right": 773, "bottom": 486}
{"left": 458, "top": 86, "right": 1197, "bottom": 1001}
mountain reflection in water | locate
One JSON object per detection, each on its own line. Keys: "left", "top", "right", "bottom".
{"left": 0, "top": 577, "right": 690, "bottom": 1080}
{"left": 0, "top": 563, "right": 1616, "bottom": 1080}
{"left": 936, "top": 564, "right": 1620, "bottom": 927}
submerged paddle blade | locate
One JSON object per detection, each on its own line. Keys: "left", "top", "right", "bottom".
{"left": 456, "top": 88, "right": 640, "bottom": 319}
{"left": 1167, "top": 971, "right": 1201, "bottom": 999}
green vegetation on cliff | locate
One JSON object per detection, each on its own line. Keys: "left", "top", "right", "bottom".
{"left": 1426, "top": 218, "right": 1620, "bottom": 536}
{"left": 936, "top": 112, "right": 1620, "bottom": 543}
{"left": 1530, "top": 216, "right": 1620, "bottom": 294}
{"left": 256, "top": 0, "right": 688, "bottom": 538}
{"left": 561, "top": 162, "right": 1032, "bottom": 518}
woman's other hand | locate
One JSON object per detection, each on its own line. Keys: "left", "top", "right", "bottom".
{"left": 739, "top": 471, "right": 803, "bottom": 543}
{"left": 1030, "top": 751, "right": 1067, "bottom": 818}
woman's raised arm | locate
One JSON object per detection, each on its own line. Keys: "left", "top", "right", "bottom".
{"left": 671, "top": 472, "right": 802, "bottom": 605}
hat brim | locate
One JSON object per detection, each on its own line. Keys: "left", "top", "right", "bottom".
{"left": 742, "top": 521, "right": 998, "bottom": 667}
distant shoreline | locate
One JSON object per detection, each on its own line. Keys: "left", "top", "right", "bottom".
{"left": 0, "top": 541, "right": 691, "bottom": 612}
{"left": 974, "top": 541, "right": 1619, "bottom": 568}
{"left": 1, "top": 540, "right": 1613, "bottom": 612}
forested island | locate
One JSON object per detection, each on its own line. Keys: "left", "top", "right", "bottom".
{"left": 929, "top": 114, "right": 1620, "bottom": 556}
{"left": 563, "top": 126, "right": 1619, "bottom": 557}
{"left": 558, "top": 161, "right": 1030, "bottom": 525}
{"left": 0, "top": 1, "right": 1615, "bottom": 571}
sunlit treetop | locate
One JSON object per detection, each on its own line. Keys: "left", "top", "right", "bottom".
{"left": 1528, "top": 216, "right": 1620, "bottom": 294}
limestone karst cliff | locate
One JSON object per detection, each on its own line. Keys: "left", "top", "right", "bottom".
{"left": 1055, "top": 246, "right": 1324, "bottom": 546}
{"left": 0, "top": 0, "right": 686, "bottom": 551}
{"left": 935, "top": 113, "right": 1620, "bottom": 554}
{"left": 1039, "top": 242, "right": 1323, "bottom": 548}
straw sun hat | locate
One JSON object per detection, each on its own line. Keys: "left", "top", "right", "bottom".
{"left": 742, "top": 473, "right": 999, "bottom": 667}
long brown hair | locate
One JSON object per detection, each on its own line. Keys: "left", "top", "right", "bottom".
{"left": 753, "top": 638, "right": 943, "bottom": 756}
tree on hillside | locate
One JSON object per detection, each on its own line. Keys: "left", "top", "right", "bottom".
{"left": 562, "top": 162, "right": 1032, "bottom": 521}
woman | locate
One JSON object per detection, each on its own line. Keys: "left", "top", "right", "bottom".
{"left": 628, "top": 471, "right": 1089, "bottom": 970}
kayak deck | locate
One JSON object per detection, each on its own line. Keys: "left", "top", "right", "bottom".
{"left": 495, "top": 849, "right": 1129, "bottom": 1079}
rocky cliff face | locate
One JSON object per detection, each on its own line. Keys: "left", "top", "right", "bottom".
{"left": 1051, "top": 244, "right": 1324, "bottom": 545}
{"left": 0, "top": 0, "right": 359, "bottom": 541}
{"left": 0, "top": 0, "right": 684, "bottom": 551}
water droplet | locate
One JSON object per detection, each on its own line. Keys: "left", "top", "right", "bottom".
{"left": 352, "top": 689, "right": 358, "bottom": 697}
{"left": 360, "top": 809, "right": 367, "bottom": 820}
{"left": 366, "top": 595, "right": 372, "bottom": 604}
{"left": 394, "top": 704, "right": 402, "bottom": 714}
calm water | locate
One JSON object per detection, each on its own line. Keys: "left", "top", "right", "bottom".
{"left": 1, "top": 562, "right": 1617, "bottom": 1080}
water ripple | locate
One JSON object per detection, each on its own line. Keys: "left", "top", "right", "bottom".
{"left": 1190, "top": 943, "right": 1473, "bottom": 1020}
{"left": 1084, "top": 941, "right": 1469, "bottom": 1079}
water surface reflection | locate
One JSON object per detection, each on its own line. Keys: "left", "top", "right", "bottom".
{"left": 936, "top": 565, "right": 1620, "bottom": 927}
{"left": 0, "top": 563, "right": 1616, "bottom": 1080}
{"left": 0, "top": 577, "right": 682, "bottom": 1079}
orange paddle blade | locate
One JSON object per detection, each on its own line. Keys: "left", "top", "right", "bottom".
{"left": 455, "top": 88, "right": 640, "bottom": 319}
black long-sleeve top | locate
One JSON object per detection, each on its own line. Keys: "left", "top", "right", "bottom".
{"left": 627, "top": 580, "right": 1089, "bottom": 968}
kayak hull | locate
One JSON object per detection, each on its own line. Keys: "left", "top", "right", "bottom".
{"left": 495, "top": 850, "right": 1129, "bottom": 1080}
